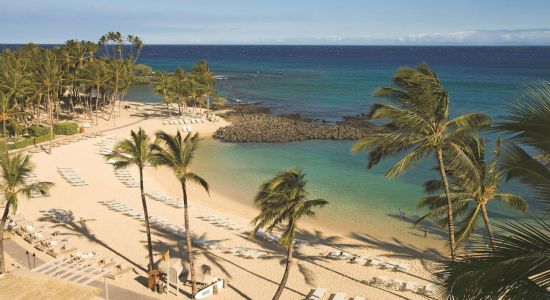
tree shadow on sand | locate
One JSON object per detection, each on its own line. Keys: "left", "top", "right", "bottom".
{"left": 38, "top": 210, "right": 146, "bottom": 273}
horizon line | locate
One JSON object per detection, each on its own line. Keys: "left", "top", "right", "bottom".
{"left": 2, "top": 43, "right": 550, "bottom": 47}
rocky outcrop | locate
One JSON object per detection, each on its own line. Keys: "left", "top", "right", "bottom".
{"left": 214, "top": 113, "right": 374, "bottom": 143}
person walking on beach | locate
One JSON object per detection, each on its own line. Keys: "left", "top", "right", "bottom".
{"left": 424, "top": 226, "right": 428, "bottom": 238}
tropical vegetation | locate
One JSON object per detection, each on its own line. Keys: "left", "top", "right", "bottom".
{"left": 250, "top": 169, "right": 328, "bottom": 300}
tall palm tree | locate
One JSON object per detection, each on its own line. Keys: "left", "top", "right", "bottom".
{"left": 0, "top": 93, "right": 25, "bottom": 156}
{"left": 0, "top": 154, "right": 54, "bottom": 273}
{"left": 352, "top": 63, "right": 491, "bottom": 259}
{"left": 104, "top": 128, "right": 156, "bottom": 270}
{"left": 80, "top": 59, "right": 108, "bottom": 125}
{"left": 152, "top": 72, "right": 173, "bottom": 118}
{"left": 35, "top": 50, "right": 63, "bottom": 154}
{"left": 190, "top": 60, "right": 215, "bottom": 118}
{"left": 151, "top": 131, "right": 208, "bottom": 297}
{"left": 416, "top": 137, "right": 527, "bottom": 248}
{"left": 437, "top": 81, "right": 550, "bottom": 299}
{"left": 250, "top": 169, "right": 328, "bottom": 300}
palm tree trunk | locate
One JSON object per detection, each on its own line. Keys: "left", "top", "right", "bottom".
{"left": 436, "top": 147, "right": 456, "bottom": 260}
{"left": 139, "top": 167, "right": 155, "bottom": 270}
{"left": 272, "top": 240, "right": 293, "bottom": 300}
{"left": 48, "top": 93, "right": 53, "bottom": 154}
{"left": 480, "top": 203, "right": 495, "bottom": 249}
{"left": 95, "top": 87, "right": 100, "bottom": 125}
{"left": 181, "top": 180, "right": 197, "bottom": 296}
{"left": 206, "top": 96, "right": 210, "bottom": 119}
{"left": 0, "top": 205, "right": 10, "bottom": 274}
{"left": 3, "top": 120, "right": 8, "bottom": 157}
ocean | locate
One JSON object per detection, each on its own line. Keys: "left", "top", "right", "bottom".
{"left": 126, "top": 45, "right": 550, "bottom": 237}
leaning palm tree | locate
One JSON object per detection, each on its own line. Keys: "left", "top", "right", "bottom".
{"left": 104, "top": 128, "right": 156, "bottom": 270}
{"left": 352, "top": 63, "right": 491, "bottom": 259}
{"left": 151, "top": 130, "right": 209, "bottom": 297}
{"left": 0, "top": 154, "right": 54, "bottom": 273}
{"left": 250, "top": 169, "right": 328, "bottom": 300}
{"left": 416, "top": 137, "right": 527, "bottom": 248}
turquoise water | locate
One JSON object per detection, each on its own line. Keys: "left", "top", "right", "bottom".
{"left": 123, "top": 46, "right": 550, "bottom": 233}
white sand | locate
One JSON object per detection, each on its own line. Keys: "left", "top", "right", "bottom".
{"left": 5, "top": 103, "right": 440, "bottom": 299}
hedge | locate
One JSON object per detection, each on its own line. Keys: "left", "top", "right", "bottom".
{"left": 53, "top": 122, "right": 79, "bottom": 135}
{"left": 27, "top": 125, "right": 50, "bottom": 137}
{"left": 0, "top": 134, "right": 54, "bottom": 152}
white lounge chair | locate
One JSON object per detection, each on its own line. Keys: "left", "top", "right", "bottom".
{"left": 405, "top": 281, "right": 418, "bottom": 293}
{"left": 332, "top": 292, "right": 346, "bottom": 300}
{"left": 424, "top": 283, "right": 436, "bottom": 296}
{"left": 307, "top": 288, "right": 326, "bottom": 300}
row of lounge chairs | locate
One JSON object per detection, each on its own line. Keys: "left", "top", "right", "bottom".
{"left": 57, "top": 167, "right": 88, "bottom": 186}
{"left": 162, "top": 118, "right": 208, "bottom": 126}
{"left": 371, "top": 276, "right": 436, "bottom": 296}
{"left": 307, "top": 288, "right": 365, "bottom": 300}
{"left": 146, "top": 192, "right": 185, "bottom": 208}
{"left": 328, "top": 251, "right": 409, "bottom": 272}
{"left": 225, "top": 247, "right": 267, "bottom": 259}
{"left": 114, "top": 170, "right": 139, "bottom": 188}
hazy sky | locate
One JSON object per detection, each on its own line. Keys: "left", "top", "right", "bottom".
{"left": 2, "top": 0, "right": 550, "bottom": 45}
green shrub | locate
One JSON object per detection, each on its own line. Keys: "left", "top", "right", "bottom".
{"left": 0, "top": 134, "right": 54, "bottom": 152}
{"left": 53, "top": 122, "right": 79, "bottom": 135}
{"left": 27, "top": 125, "right": 50, "bottom": 137}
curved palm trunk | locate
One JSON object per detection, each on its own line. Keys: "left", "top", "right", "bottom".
{"left": 139, "top": 168, "right": 155, "bottom": 270}
{"left": 181, "top": 180, "right": 197, "bottom": 296}
{"left": 436, "top": 147, "right": 456, "bottom": 260}
{"left": 272, "top": 240, "right": 294, "bottom": 300}
{"left": 480, "top": 204, "right": 495, "bottom": 249}
{"left": 0, "top": 205, "right": 10, "bottom": 274}
{"left": 3, "top": 120, "right": 8, "bottom": 157}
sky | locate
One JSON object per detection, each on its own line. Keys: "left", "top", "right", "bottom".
{"left": 2, "top": 0, "right": 550, "bottom": 45}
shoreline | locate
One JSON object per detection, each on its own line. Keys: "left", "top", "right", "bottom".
{"left": 6, "top": 101, "right": 441, "bottom": 299}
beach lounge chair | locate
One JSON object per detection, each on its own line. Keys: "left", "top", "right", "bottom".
{"left": 369, "top": 257, "right": 383, "bottom": 268}
{"left": 392, "top": 278, "right": 405, "bottom": 291}
{"left": 405, "top": 281, "right": 418, "bottom": 293}
{"left": 372, "top": 276, "right": 389, "bottom": 287}
{"left": 424, "top": 283, "right": 436, "bottom": 296}
{"left": 332, "top": 292, "right": 346, "bottom": 300}
{"left": 307, "top": 288, "right": 326, "bottom": 300}
{"left": 385, "top": 261, "right": 398, "bottom": 270}
{"left": 228, "top": 247, "right": 245, "bottom": 255}
{"left": 352, "top": 256, "right": 367, "bottom": 265}
{"left": 397, "top": 263, "right": 409, "bottom": 272}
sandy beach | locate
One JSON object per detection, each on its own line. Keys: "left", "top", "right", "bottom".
{"left": 4, "top": 103, "right": 441, "bottom": 300}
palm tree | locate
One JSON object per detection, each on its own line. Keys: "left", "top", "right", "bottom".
{"left": 190, "top": 60, "right": 215, "bottom": 118}
{"left": 151, "top": 131, "right": 208, "bottom": 297}
{"left": 416, "top": 137, "right": 527, "bottom": 248}
{"left": 437, "top": 81, "right": 550, "bottom": 299}
{"left": 152, "top": 72, "right": 173, "bottom": 118}
{"left": 80, "top": 59, "right": 108, "bottom": 125}
{"left": 35, "top": 50, "right": 63, "bottom": 154}
{"left": 0, "top": 154, "right": 54, "bottom": 273}
{"left": 437, "top": 218, "right": 550, "bottom": 299}
{"left": 494, "top": 81, "right": 550, "bottom": 213}
{"left": 0, "top": 93, "right": 25, "bottom": 156}
{"left": 250, "top": 169, "right": 328, "bottom": 300}
{"left": 352, "top": 63, "right": 491, "bottom": 259}
{"left": 104, "top": 128, "right": 156, "bottom": 270}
